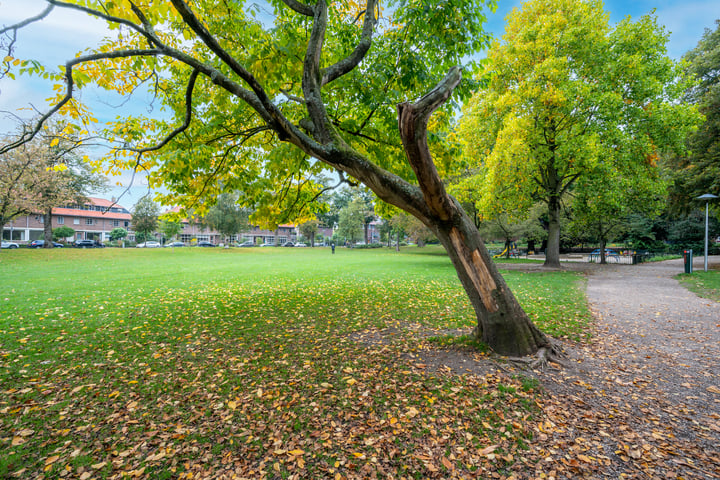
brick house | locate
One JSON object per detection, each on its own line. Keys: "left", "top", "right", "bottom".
{"left": 3, "top": 196, "right": 338, "bottom": 246}
{"left": 2, "top": 197, "right": 132, "bottom": 244}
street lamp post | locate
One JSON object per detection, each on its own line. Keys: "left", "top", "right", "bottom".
{"left": 696, "top": 193, "right": 718, "bottom": 272}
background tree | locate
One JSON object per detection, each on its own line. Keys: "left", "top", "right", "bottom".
{"left": 53, "top": 225, "right": 75, "bottom": 242}
{"left": 570, "top": 158, "right": 667, "bottom": 263}
{"left": 1, "top": 125, "right": 106, "bottom": 248}
{"left": 458, "top": 0, "right": 700, "bottom": 268}
{"left": 52, "top": 225, "right": 76, "bottom": 242}
{"left": 203, "top": 192, "right": 250, "bottom": 244}
{"left": 5, "top": 0, "right": 558, "bottom": 357}
{"left": 1, "top": 139, "right": 47, "bottom": 238}
{"left": 337, "top": 196, "right": 366, "bottom": 245}
{"left": 109, "top": 227, "right": 128, "bottom": 242}
{"left": 132, "top": 196, "right": 160, "bottom": 243}
{"left": 158, "top": 218, "right": 183, "bottom": 244}
{"left": 667, "top": 20, "right": 720, "bottom": 213}
{"left": 298, "top": 219, "right": 320, "bottom": 247}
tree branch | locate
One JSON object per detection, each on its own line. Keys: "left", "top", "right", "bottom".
{"left": 302, "top": 0, "right": 333, "bottom": 143}
{"left": 0, "top": 48, "right": 160, "bottom": 156}
{"left": 127, "top": 68, "right": 200, "bottom": 154}
{"left": 280, "top": 0, "right": 314, "bottom": 16}
{"left": 0, "top": 4, "right": 54, "bottom": 35}
{"left": 397, "top": 66, "right": 462, "bottom": 221}
{"left": 321, "top": 0, "right": 378, "bottom": 86}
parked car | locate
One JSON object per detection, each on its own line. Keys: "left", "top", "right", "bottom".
{"left": 164, "top": 241, "right": 185, "bottom": 247}
{"left": 74, "top": 239, "right": 104, "bottom": 248}
{"left": 1, "top": 241, "right": 19, "bottom": 249}
{"left": 137, "top": 241, "right": 161, "bottom": 248}
{"left": 260, "top": 243, "right": 275, "bottom": 247}
{"left": 197, "top": 241, "right": 216, "bottom": 247}
{"left": 294, "top": 243, "right": 307, "bottom": 247}
{"left": 29, "top": 240, "right": 64, "bottom": 248}
{"left": 282, "top": 241, "right": 295, "bottom": 247}
{"left": 237, "top": 241, "right": 255, "bottom": 247}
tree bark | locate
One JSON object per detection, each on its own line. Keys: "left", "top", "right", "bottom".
{"left": 545, "top": 196, "right": 561, "bottom": 268}
{"left": 433, "top": 211, "right": 549, "bottom": 356}
{"left": 43, "top": 207, "right": 54, "bottom": 248}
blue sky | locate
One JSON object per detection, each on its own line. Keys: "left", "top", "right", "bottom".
{"left": 1, "top": 0, "right": 719, "bottom": 206}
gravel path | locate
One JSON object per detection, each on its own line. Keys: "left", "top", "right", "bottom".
{"left": 533, "top": 257, "right": 720, "bottom": 479}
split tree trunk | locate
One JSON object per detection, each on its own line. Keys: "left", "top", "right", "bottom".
{"left": 394, "top": 68, "right": 551, "bottom": 357}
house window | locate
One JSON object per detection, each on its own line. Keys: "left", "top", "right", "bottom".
{"left": 124, "top": 221, "right": 129, "bottom": 227}
{"left": 112, "top": 220, "right": 120, "bottom": 227}
{"left": 278, "top": 236, "right": 287, "bottom": 244}
{"left": 73, "top": 218, "right": 80, "bottom": 225}
{"left": 57, "top": 216, "right": 64, "bottom": 224}
{"left": 85, "top": 218, "right": 94, "bottom": 225}
{"left": 34, "top": 215, "right": 44, "bottom": 223}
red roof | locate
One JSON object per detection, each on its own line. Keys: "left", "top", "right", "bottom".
{"left": 51, "top": 207, "right": 131, "bottom": 220}
{"left": 52, "top": 197, "right": 132, "bottom": 220}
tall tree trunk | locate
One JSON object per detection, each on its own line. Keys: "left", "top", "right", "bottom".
{"left": 545, "top": 196, "right": 561, "bottom": 268}
{"left": 43, "top": 207, "right": 54, "bottom": 248}
{"left": 599, "top": 238, "right": 607, "bottom": 265}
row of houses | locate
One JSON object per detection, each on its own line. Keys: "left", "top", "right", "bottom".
{"left": 2, "top": 197, "right": 380, "bottom": 245}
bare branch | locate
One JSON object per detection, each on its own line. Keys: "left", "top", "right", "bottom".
{"left": 128, "top": 68, "right": 200, "bottom": 154}
{"left": 0, "top": 48, "right": 161, "bottom": 156}
{"left": 0, "top": 4, "right": 54, "bottom": 35}
{"left": 321, "top": 0, "right": 378, "bottom": 86}
{"left": 280, "top": 0, "right": 314, "bottom": 16}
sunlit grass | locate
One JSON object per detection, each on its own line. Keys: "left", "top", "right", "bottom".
{"left": 678, "top": 270, "right": 720, "bottom": 302}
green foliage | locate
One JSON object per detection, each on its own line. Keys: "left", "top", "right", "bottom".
{"left": 109, "top": 227, "right": 128, "bottom": 241}
{"left": 337, "top": 195, "right": 367, "bottom": 244}
{"left": 131, "top": 195, "right": 160, "bottom": 239}
{"left": 158, "top": 219, "right": 182, "bottom": 242}
{"left": 667, "top": 20, "right": 720, "bottom": 213}
{"left": 456, "top": 0, "right": 700, "bottom": 261}
{"left": 52, "top": 225, "right": 76, "bottom": 241}
{"left": 202, "top": 193, "right": 250, "bottom": 240}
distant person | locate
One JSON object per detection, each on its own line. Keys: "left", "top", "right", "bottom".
{"left": 331, "top": 243, "right": 335, "bottom": 254}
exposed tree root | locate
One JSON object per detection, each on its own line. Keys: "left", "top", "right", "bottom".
{"left": 507, "top": 342, "right": 569, "bottom": 370}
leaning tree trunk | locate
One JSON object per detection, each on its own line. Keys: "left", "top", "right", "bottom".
{"left": 43, "top": 207, "right": 54, "bottom": 248}
{"left": 395, "top": 68, "right": 552, "bottom": 357}
{"left": 545, "top": 196, "right": 561, "bottom": 268}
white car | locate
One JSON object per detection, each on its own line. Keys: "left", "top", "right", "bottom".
{"left": 1, "top": 241, "right": 19, "bottom": 249}
{"left": 136, "top": 241, "right": 161, "bottom": 248}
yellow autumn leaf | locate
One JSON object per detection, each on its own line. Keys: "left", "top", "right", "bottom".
{"left": 227, "top": 400, "right": 237, "bottom": 410}
{"left": 288, "top": 449, "right": 304, "bottom": 456}
{"left": 45, "top": 455, "right": 59, "bottom": 465}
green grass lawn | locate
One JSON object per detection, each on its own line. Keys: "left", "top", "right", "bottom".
{"left": 678, "top": 270, "right": 720, "bottom": 301}
{"left": 0, "top": 246, "right": 591, "bottom": 479}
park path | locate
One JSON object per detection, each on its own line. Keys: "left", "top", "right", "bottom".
{"left": 532, "top": 257, "right": 720, "bottom": 479}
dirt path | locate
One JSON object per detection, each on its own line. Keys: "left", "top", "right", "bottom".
{"left": 531, "top": 257, "right": 720, "bottom": 479}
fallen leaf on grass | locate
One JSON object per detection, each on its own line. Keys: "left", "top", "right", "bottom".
{"left": 479, "top": 445, "right": 498, "bottom": 456}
